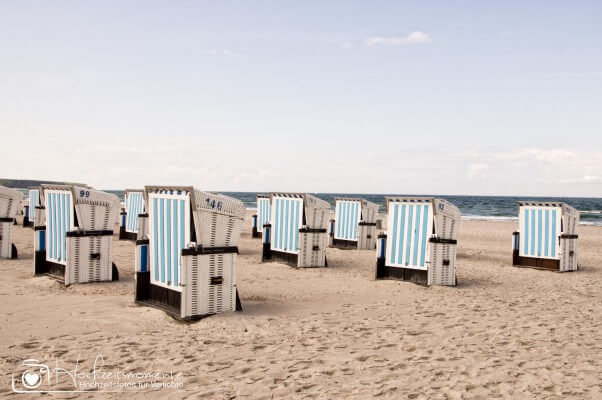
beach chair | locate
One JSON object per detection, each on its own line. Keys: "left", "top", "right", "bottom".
{"left": 135, "top": 186, "right": 245, "bottom": 320}
{"left": 512, "top": 201, "right": 579, "bottom": 272}
{"left": 34, "top": 185, "right": 120, "bottom": 285}
{"left": 376, "top": 197, "right": 460, "bottom": 286}
{"left": 119, "top": 189, "right": 145, "bottom": 241}
{"left": 23, "top": 188, "right": 40, "bottom": 228}
{"left": 330, "top": 197, "right": 379, "bottom": 250}
{"left": 251, "top": 194, "right": 270, "bottom": 238}
{"left": 261, "top": 193, "right": 331, "bottom": 268}
{"left": 0, "top": 186, "right": 23, "bottom": 259}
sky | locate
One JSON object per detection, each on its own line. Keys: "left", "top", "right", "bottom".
{"left": 1, "top": 1, "right": 601, "bottom": 196}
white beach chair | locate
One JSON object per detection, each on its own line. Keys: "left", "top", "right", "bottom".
{"left": 119, "top": 189, "right": 145, "bottom": 241}
{"left": 251, "top": 194, "right": 270, "bottom": 239}
{"left": 134, "top": 186, "right": 245, "bottom": 320}
{"left": 330, "top": 197, "right": 379, "bottom": 250}
{"left": 512, "top": 201, "right": 579, "bottom": 272}
{"left": 22, "top": 188, "right": 40, "bottom": 228}
{"left": 0, "top": 186, "right": 24, "bottom": 259}
{"left": 376, "top": 197, "right": 461, "bottom": 286}
{"left": 34, "top": 185, "right": 120, "bottom": 285}
{"left": 261, "top": 193, "right": 331, "bottom": 268}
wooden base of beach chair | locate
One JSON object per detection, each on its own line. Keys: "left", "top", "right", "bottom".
{"left": 330, "top": 238, "right": 358, "bottom": 250}
{"left": 118, "top": 226, "right": 137, "bottom": 241}
{"left": 375, "top": 260, "right": 429, "bottom": 286}
{"left": 11, "top": 244, "right": 17, "bottom": 259}
{"left": 512, "top": 250, "right": 563, "bottom": 271}
{"left": 135, "top": 271, "right": 242, "bottom": 321}
{"left": 252, "top": 227, "right": 261, "bottom": 239}
{"left": 263, "top": 249, "right": 329, "bottom": 268}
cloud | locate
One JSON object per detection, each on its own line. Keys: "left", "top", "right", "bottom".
{"left": 365, "top": 31, "right": 431, "bottom": 47}
{"left": 338, "top": 41, "right": 353, "bottom": 49}
{"left": 467, "top": 163, "right": 488, "bottom": 179}
{"left": 203, "top": 49, "right": 239, "bottom": 58}
{"left": 542, "top": 72, "right": 602, "bottom": 78}
{"left": 560, "top": 175, "right": 602, "bottom": 184}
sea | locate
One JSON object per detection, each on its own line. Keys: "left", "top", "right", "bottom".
{"left": 18, "top": 189, "right": 602, "bottom": 226}
{"left": 114, "top": 191, "right": 602, "bottom": 226}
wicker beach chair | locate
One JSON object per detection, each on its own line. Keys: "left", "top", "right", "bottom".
{"left": 119, "top": 189, "right": 145, "bottom": 241}
{"left": 251, "top": 194, "right": 270, "bottom": 239}
{"left": 261, "top": 193, "right": 331, "bottom": 268}
{"left": 22, "top": 188, "right": 40, "bottom": 228}
{"left": 329, "top": 197, "right": 379, "bottom": 250}
{"left": 34, "top": 185, "right": 120, "bottom": 285}
{"left": 512, "top": 201, "right": 579, "bottom": 272}
{"left": 135, "top": 186, "right": 245, "bottom": 320}
{"left": 376, "top": 197, "right": 461, "bottom": 286}
{"left": 0, "top": 186, "right": 23, "bottom": 259}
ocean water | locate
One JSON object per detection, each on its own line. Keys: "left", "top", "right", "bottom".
{"left": 23, "top": 189, "right": 602, "bottom": 226}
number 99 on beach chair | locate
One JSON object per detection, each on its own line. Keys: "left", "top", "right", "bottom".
{"left": 34, "top": 185, "right": 120, "bottom": 285}
{"left": 0, "top": 186, "right": 23, "bottom": 259}
{"left": 134, "top": 186, "right": 246, "bottom": 320}
{"left": 376, "top": 197, "right": 460, "bottom": 286}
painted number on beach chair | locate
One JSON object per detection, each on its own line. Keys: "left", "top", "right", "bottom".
{"left": 79, "top": 190, "right": 90, "bottom": 198}
{"left": 205, "top": 199, "right": 223, "bottom": 211}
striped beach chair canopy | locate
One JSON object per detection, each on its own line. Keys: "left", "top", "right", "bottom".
{"left": 517, "top": 201, "right": 579, "bottom": 260}
{"left": 269, "top": 193, "right": 331, "bottom": 254}
{"left": 385, "top": 197, "right": 460, "bottom": 271}
{"left": 144, "top": 186, "right": 245, "bottom": 292}
{"left": 0, "top": 186, "right": 24, "bottom": 219}
{"left": 334, "top": 197, "right": 379, "bottom": 241}
{"left": 256, "top": 194, "right": 271, "bottom": 233}
{"left": 40, "top": 184, "right": 119, "bottom": 265}
{"left": 124, "top": 189, "right": 145, "bottom": 233}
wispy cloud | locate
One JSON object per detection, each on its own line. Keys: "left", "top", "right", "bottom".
{"left": 203, "top": 48, "right": 239, "bottom": 58}
{"left": 365, "top": 31, "right": 431, "bottom": 47}
{"left": 542, "top": 72, "right": 602, "bottom": 78}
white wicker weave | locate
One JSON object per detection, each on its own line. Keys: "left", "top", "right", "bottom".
{"left": 180, "top": 252, "right": 237, "bottom": 318}
{"left": 0, "top": 186, "right": 23, "bottom": 219}
{"left": 40, "top": 185, "right": 120, "bottom": 232}
{"left": 0, "top": 221, "right": 13, "bottom": 258}
{"left": 65, "top": 234, "right": 113, "bottom": 285}
{"left": 192, "top": 190, "right": 246, "bottom": 248}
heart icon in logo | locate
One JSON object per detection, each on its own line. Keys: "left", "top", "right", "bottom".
{"left": 22, "top": 372, "right": 41, "bottom": 388}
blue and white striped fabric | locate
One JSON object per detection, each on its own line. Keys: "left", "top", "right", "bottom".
{"left": 519, "top": 206, "right": 561, "bottom": 259}
{"left": 386, "top": 202, "right": 433, "bottom": 270}
{"left": 271, "top": 195, "right": 303, "bottom": 254}
{"left": 334, "top": 200, "right": 361, "bottom": 241}
{"left": 257, "top": 197, "right": 271, "bottom": 233}
{"left": 45, "top": 190, "right": 74, "bottom": 265}
{"left": 28, "top": 189, "right": 39, "bottom": 223}
{"left": 148, "top": 191, "right": 190, "bottom": 291}
{"left": 125, "top": 191, "right": 144, "bottom": 233}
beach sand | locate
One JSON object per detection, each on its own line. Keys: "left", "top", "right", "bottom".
{"left": 1, "top": 212, "right": 602, "bottom": 399}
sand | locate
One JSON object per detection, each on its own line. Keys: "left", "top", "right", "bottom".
{"left": 1, "top": 213, "right": 602, "bottom": 399}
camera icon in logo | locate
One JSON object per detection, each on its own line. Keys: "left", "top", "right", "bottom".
{"left": 12, "top": 359, "right": 50, "bottom": 392}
